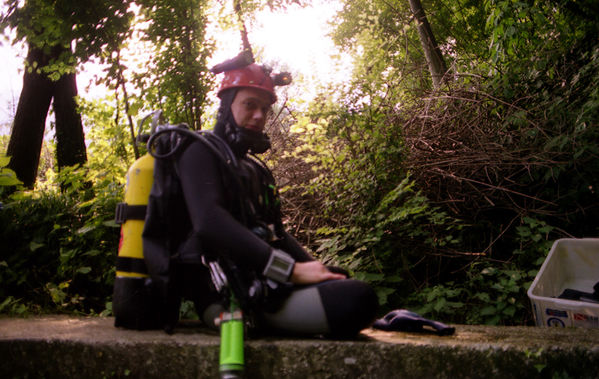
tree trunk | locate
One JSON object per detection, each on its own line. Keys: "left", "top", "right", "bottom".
{"left": 54, "top": 72, "right": 87, "bottom": 168}
{"left": 408, "top": 0, "right": 447, "bottom": 89}
{"left": 6, "top": 46, "right": 55, "bottom": 188}
{"left": 6, "top": 43, "right": 88, "bottom": 188}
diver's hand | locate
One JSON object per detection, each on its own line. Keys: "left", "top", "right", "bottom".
{"left": 290, "top": 261, "right": 346, "bottom": 285}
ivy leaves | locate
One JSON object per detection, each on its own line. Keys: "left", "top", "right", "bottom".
{"left": 0, "top": 156, "right": 22, "bottom": 187}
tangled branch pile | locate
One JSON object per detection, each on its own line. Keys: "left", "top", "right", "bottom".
{"left": 263, "top": 110, "right": 324, "bottom": 247}
{"left": 403, "top": 87, "right": 570, "bottom": 224}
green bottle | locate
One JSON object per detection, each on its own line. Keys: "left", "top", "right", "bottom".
{"left": 218, "top": 297, "right": 244, "bottom": 378}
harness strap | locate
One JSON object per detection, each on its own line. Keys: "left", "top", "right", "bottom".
{"left": 115, "top": 202, "right": 147, "bottom": 224}
{"left": 116, "top": 256, "right": 148, "bottom": 275}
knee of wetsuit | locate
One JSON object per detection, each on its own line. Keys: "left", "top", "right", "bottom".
{"left": 318, "top": 279, "right": 379, "bottom": 338}
{"left": 201, "top": 303, "right": 226, "bottom": 330}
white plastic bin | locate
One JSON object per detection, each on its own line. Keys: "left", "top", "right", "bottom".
{"left": 527, "top": 238, "right": 599, "bottom": 328}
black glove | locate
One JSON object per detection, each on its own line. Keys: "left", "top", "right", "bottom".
{"left": 372, "top": 309, "right": 455, "bottom": 336}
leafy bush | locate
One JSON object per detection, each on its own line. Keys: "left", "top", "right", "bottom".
{"left": 407, "top": 264, "right": 534, "bottom": 325}
{"left": 0, "top": 99, "right": 130, "bottom": 316}
{"left": 406, "top": 217, "right": 555, "bottom": 325}
{"left": 284, "top": 96, "right": 462, "bottom": 310}
{"left": 0, "top": 156, "right": 22, "bottom": 186}
{"left": 3, "top": 97, "right": 137, "bottom": 315}
{"left": 0, "top": 165, "right": 121, "bottom": 315}
{"left": 314, "top": 176, "right": 460, "bottom": 308}
{"left": 277, "top": 0, "right": 599, "bottom": 326}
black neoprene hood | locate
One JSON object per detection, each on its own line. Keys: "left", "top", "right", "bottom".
{"left": 213, "top": 88, "right": 271, "bottom": 156}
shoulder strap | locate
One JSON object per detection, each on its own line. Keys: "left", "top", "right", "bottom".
{"left": 248, "top": 153, "right": 276, "bottom": 183}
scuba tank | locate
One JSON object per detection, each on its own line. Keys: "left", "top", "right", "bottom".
{"left": 111, "top": 110, "right": 244, "bottom": 330}
{"left": 112, "top": 112, "right": 164, "bottom": 330}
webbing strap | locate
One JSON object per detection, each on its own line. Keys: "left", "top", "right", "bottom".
{"left": 116, "top": 256, "right": 148, "bottom": 275}
{"left": 115, "top": 202, "right": 147, "bottom": 224}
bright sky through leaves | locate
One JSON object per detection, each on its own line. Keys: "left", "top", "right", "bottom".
{"left": 0, "top": 0, "right": 351, "bottom": 129}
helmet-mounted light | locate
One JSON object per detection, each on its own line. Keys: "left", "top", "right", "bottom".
{"left": 273, "top": 72, "right": 292, "bottom": 86}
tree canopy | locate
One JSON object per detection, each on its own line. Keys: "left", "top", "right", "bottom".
{"left": 2, "top": 0, "right": 135, "bottom": 72}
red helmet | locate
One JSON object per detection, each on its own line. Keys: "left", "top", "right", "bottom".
{"left": 217, "top": 64, "right": 277, "bottom": 103}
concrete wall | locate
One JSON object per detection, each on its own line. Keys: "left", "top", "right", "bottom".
{"left": 1, "top": 316, "right": 598, "bottom": 378}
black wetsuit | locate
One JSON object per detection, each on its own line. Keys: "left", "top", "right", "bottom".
{"left": 162, "top": 85, "right": 378, "bottom": 337}
{"left": 172, "top": 135, "right": 377, "bottom": 337}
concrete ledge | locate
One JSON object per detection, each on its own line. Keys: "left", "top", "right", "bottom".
{"left": 1, "top": 315, "right": 599, "bottom": 378}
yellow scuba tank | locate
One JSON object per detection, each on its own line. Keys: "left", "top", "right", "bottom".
{"left": 112, "top": 112, "right": 163, "bottom": 330}
{"left": 115, "top": 152, "right": 154, "bottom": 278}
{"left": 112, "top": 110, "right": 226, "bottom": 330}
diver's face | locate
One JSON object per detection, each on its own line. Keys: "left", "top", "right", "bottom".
{"left": 230, "top": 87, "right": 272, "bottom": 133}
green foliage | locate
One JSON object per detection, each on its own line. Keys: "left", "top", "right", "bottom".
{"left": 179, "top": 300, "right": 200, "bottom": 320}
{"left": 79, "top": 96, "right": 136, "bottom": 178}
{"left": 0, "top": 156, "right": 22, "bottom": 187}
{"left": 289, "top": 93, "right": 461, "bottom": 308}
{"left": 486, "top": 0, "right": 599, "bottom": 68}
{"left": 314, "top": 176, "right": 459, "bottom": 303}
{"left": 279, "top": 0, "right": 599, "bottom": 327}
{"left": 331, "top": 0, "right": 492, "bottom": 90}
{"left": 482, "top": 1, "right": 599, "bottom": 237}
{"left": 0, "top": 96, "right": 128, "bottom": 315}
{"left": 0, "top": 164, "right": 121, "bottom": 315}
{"left": 2, "top": 0, "right": 135, "bottom": 67}
{"left": 406, "top": 216, "right": 554, "bottom": 325}
{"left": 0, "top": 296, "right": 30, "bottom": 315}
{"left": 132, "top": 0, "right": 214, "bottom": 130}
{"left": 408, "top": 264, "right": 534, "bottom": 325}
